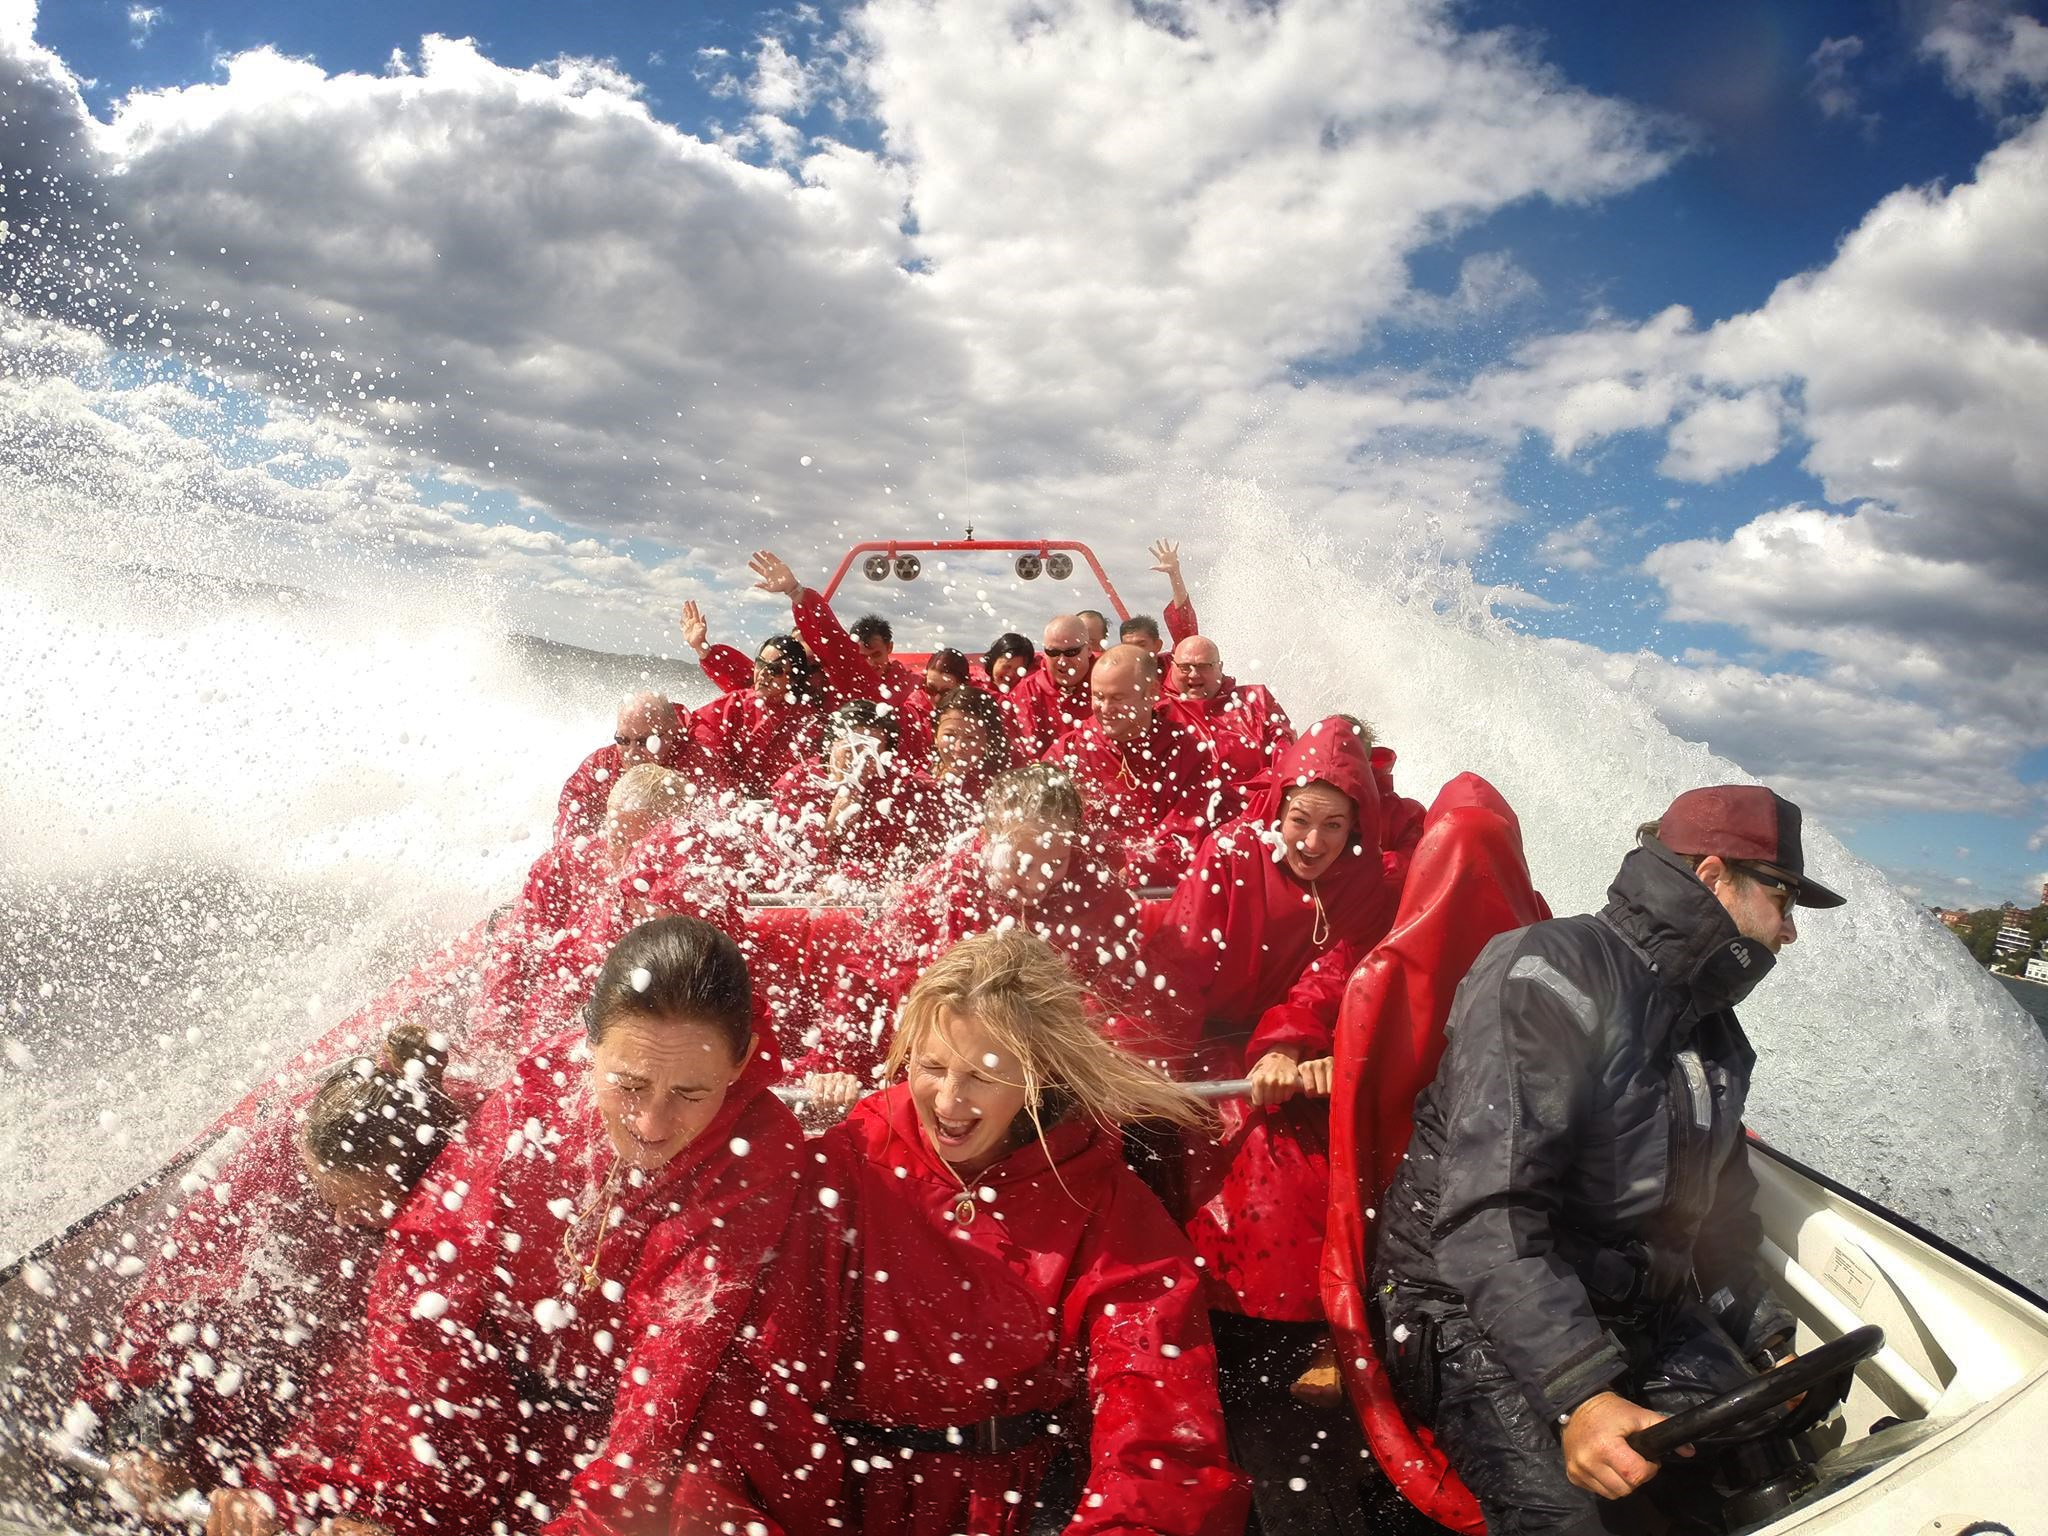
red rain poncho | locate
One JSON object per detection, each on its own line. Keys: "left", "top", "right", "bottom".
{"left": 795, "top": 836, "right": 1196, "bottom": 1083}
{"left": 555, "top": 705, "right": 719, "bottom": 842}
{"left": 687, "top": 689, "right": 822, "bottom": 801}
{"left": 1371, "top": 745, "right": 1428, "bottom": 879}
{"left": 1159, "top": 678, "right": 1295, "bottom": 817}
{"left": 279, "top": 1026, "right": 804, "bottom": 1536}
{"left": 789, "top": 588, "right": 933, "bottom": 761}
{"left": 1006, "top": 662, "right": 1093, "bottom": 758}
{"left": 70, "top": 1109, "right": 389, "bottom": 1500}
{"left": 767, "top": 754, "right": 958, "bottom": 887}
{"left": 1147, "top": 718, "right": 1400, "bottom": 1320}
{"left": 664, "top": 1086, "right": 1248, "bottom": 1536}
{"left": 1041, "top": 714, "right": 1221, "bottom": 887}
{"left": 1319, "top": 773, "right": 1549, "bottom": 1535}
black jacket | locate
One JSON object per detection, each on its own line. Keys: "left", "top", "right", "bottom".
{"left": 1375, "top": 841, "right": 1794, "bottom": 1421}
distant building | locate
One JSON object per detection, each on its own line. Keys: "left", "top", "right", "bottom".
{"left": 2029, "top": 955, "right": 2048, "bottom": 984}
{"left": 1994, "top": 917, "right": 2032, "bottom": 956}
{"left": 1936, "top": 908, "right": 1972, "bottom": 931}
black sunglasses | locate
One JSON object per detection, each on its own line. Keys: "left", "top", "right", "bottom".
{"left": 755, "top": 658, "right": 791, "bottom": 676}
{"left": 614, "top": 732, "right": 660, "bottom": 750}
{"left": 1044, "top": 644, "right": 1087, "bottom": 659}
{"left": 1726, "top": 860, "right": 1799, "bottom": 913}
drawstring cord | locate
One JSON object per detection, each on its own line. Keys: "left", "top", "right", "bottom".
{"left": 1309, "top": 880, "right": 1331, "bottom": 947}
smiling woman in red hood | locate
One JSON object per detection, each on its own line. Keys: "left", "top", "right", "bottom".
{"left": 652, "top": 928, "right": 1248, "bottom": 1536}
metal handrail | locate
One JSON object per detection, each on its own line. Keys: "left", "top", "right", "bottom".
{"left": 773, "top": 1078, "right": 1251, "bottom": 1106}
{"left": 42, "top": 1435, "right": 211, "bottom": 1526}
{"left": 818, "top": 538, "right": 1131, "bottom": 620}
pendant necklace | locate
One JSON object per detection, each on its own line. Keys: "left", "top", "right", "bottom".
{"left": 562, "top": 1158, "right": 626, "bottom": 1292}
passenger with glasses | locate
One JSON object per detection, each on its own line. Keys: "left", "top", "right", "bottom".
{"left": 1008, "top": 613, "right": 1096, "bottom": 757}
{"left": 554, "top": 690, "right": 720, "bottom": 843}
{"left": 1160, "top": 634, "right": 1296, "bottom": 822}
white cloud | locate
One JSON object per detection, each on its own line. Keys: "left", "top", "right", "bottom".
{"left": 1, "top": 0, "right": 1678, "bottom": 627}
{"left": 126, "top": 6, "right": 161, "bottom": 49}
{"left": 1807, "top": 35, "right": 1869, "bottom": 124}
{"left": 1535, "top": 513, "right": 1607, "bottom": 572}
{"left": 1920, "top": 0, "right": 2048, "bottom": 113}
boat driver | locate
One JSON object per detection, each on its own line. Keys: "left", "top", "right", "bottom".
{"left": 1370, "top": 785, "right": 1845, "bottom": 1533}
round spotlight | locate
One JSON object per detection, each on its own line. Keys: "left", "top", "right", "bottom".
{"left": 1014, "top": 554, "right": 1043, "bottom": 580}
{"left": 863, "top": 554, "right": 891, "bottom": 582}
{"left": 1044, "top": 552, "right": 1074, "bottom": 581}
{"left": 894, "top": 554, "right": 922, "bottom": 581}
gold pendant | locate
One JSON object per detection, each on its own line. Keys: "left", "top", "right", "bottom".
{"left": 954, "top": 1193, "right": 977, "bottom": 1225}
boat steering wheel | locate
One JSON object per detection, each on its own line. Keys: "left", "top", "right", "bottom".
{"left": 1624, "top": 1324, "right": 1885, "bottom": 1461}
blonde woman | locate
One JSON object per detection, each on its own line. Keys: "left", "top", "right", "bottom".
{"left": 656, "top": 927, "right": 1248, "bottom": 1536}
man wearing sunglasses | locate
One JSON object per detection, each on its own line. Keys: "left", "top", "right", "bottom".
{"left": 1370, "top": 785, "right": 1846, "bottom": 1533}
{"left": 1009, "top": 613, "right": 1097, "bottom": 758}
{"left": 553, "top": 691, "right": 717, "bottom": 842}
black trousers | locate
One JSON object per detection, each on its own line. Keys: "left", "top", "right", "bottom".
{"left": 1211, "top": 1312, "right": 1446, "bottom": 1536}
{"left": 1378, "top": 1286, "right": 1753, "bottom": 1536}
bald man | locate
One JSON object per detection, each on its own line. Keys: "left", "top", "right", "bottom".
{"left": 554, "top": 692, "right": 720, "bottom": 842}
{"left": 1041, "top": 644, "right": 1222, "bottom": 887}
{"left": 1007, "top": 613, "right": 1097, "bottom": 757}
{"left": 1159, "top": 635, "right": 1295, "bottom": 819}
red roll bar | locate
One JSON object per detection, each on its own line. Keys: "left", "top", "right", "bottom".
{"left": 819, "top": 539, "right": 1131, "bottom": 622}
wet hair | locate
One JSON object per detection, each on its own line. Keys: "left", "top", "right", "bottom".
{"left": 980, "top": 762, "right": 1083, "bottom": 834}
{"left": 850, "top": 614, "right": 893, "bottom": 647}
{"left": 608, "top": 763, "right": 694, "bottom": 820}
{"left": 983, "top": 632, "right": 1036, "bottom": 673}
{"left": 584, "top": 915, "right": 752, "bottom": 1060}
{"left": 933, "top": 686, "right": 1013, "bottom": 777}
{"left": 301, "top": 1022, "right": 461, "bottom": 1189}
{"left": 830, "top": 696, "right": 900, "bottom": 753}
{"left": 757, "top": 633, "right": 824, "bottom": 707}
{"left": 887, "top": 929, "right": 1212, "bottom": 1140}
{"left": 927, "top": 647, "right": 971, "bottom": 685}
{"left": 1076, "top": 609, "right": 1107, "bottom": 635}
{"left": 1118, "top": 614, "right": 1162, "bottom": 645}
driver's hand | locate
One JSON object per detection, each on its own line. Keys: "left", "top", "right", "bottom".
{"left": 805, "top": 1072, "right": 862, "bottom": 1113}
{"left": 1562, "top": 1391, "right": 1680, "bottom": 1499}
{"left": 1297, "top": 1056, "right": 1335, "bottom": 1097}
{"left": 207, "top": 1489, "right": 282, "bottom": 1536}
{"left": 313, "top": 1518, "right": 394, "bottom": 1536}
{"left": 1247, "top": 1049, "right": 1302, "bottom": 1107}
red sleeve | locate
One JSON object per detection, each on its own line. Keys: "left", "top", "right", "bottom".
{"left": 1143, "top": 835, "right": 1235, "bottom": 1012}
{"left": 316, "top": 1092, "right": 522, "bottom": 1529}
{"left": 1245, "top": 938, "right": 1362, "bottom": 1065}
{"left": 699, "top": 645, "right": 753, "bottom": 695}
{"left": 1064, "top": 1175, "right": 1249, "bottom": 1536}
{"left": 1260, "top": 694, "right": 1297, "bottom": 758}
{"left": 1164, "top": 596, "right": 1199, "bottom": 646}
{"left": 791, "top": 588, "right": 880, "bottom": 704}
{"left": 1124, "top": 736, "right": 1222, "bottom": 886}
{"left": 556, "top": 750, "right": 610, "bottom": 842}
{"left": 551, "top": 1101, "right": 805, "bottom": 1536}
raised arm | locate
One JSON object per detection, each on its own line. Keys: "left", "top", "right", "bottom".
{"left": 1151, "top": 538, "right": 1198, "bottom": 643}
{"left": 680, "top": 601, "right": 755, "bottom": 694}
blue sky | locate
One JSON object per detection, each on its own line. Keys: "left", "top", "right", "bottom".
{"left": 6, "top": 0, "right": 2047, "bottom": 907}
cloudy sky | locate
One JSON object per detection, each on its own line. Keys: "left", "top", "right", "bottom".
{"left": 4, "top": 0, "right": 2046, "bottom": 907}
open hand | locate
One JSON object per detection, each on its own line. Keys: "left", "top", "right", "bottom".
{"left": 1148, "top": 538, "right": 1181, "bottom": 576}
{"left": 748, "top": 550, "right": 800, "bottom": 597}
{"left": 679, "top": 599, "right": 710, "bottom": 654}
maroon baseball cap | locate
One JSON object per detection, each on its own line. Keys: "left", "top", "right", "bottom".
{"left": 1654, "top": 785, "right": 1846, "bottom": 909}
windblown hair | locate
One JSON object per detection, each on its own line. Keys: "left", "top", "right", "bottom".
{"left": 606, "top": 764, "right": 697, "bottom": 859}
{"left": 885, "top": 929, "right": 1213, "bottom": 1141}
{"left": 301, "top": 1021, "right": 461, "bottom": 1189}
{"left": 927, "top": 647, "right": 972, "bottom": 684}
{"left": 584, "top": 914, "right": 752, "bottom": 1059}
{"left": 850, "top": 613, "right": 894, "bottom": 646}
{"left": 934, "top": 686, "right": 1013, "bottom": 777}
{"left": 980, "top": 762, "right": 1083, "bottom": 834}
{"left": 1118, "top": 614, "right": 1162, "bottom": 645}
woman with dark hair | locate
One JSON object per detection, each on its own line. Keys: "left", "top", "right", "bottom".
{"left": 74, "top": 1024, "right": 465, "bottom": 1531}
{"left": 982, "top": 631, "right": 1036, "bottom": 694}
{"left": 664, "top": 929, "right": 1248, "bottom": 1536}
{"left": 687, "top": 633, "right": 826, "bottom": 800}
{"left": 258, "top": 917, "right": 804, "bottom": 1536}
{"left": 928, "top": 684, "right": 1012, "bottom": 804}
